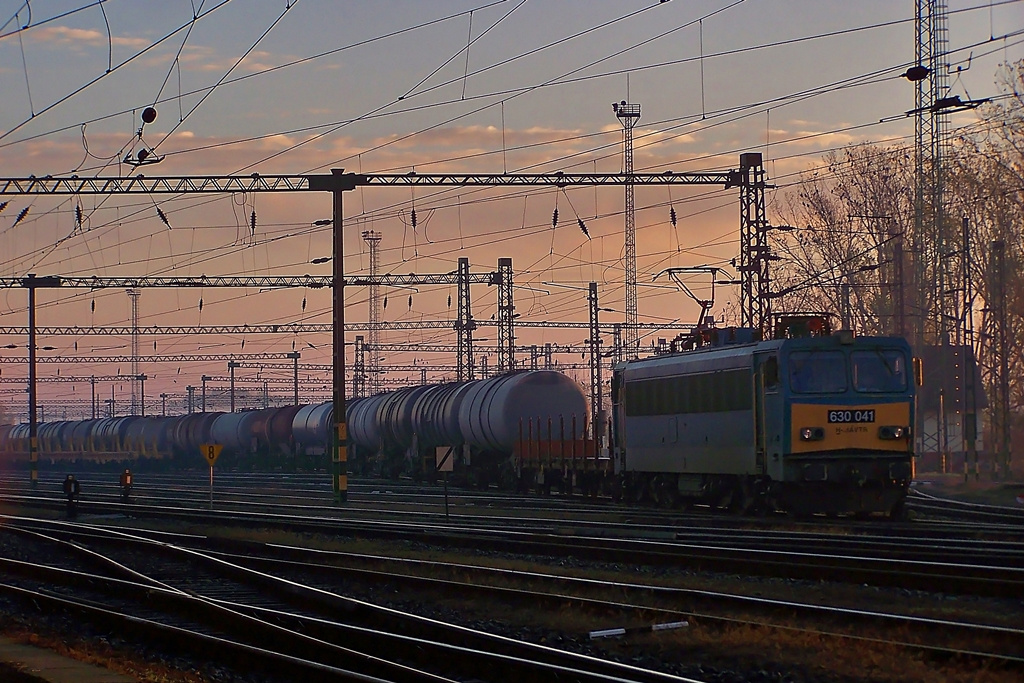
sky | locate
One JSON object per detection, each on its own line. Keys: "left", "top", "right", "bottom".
{"left": 0, "top": 0, "right": 1021, "bottom": 419}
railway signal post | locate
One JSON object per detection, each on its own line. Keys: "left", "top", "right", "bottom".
{"left": 201, "top": 443, "right": 223, "bottom": 509}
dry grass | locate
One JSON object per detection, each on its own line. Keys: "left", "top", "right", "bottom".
{"left": 2, "top": 622, "right": 210, "bottom": 683}
{"left": 914, "top": 473, "right": 1024, "bottom": 507}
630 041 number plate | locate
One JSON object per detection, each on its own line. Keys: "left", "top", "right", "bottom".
{"left": 828, "top": 409, "right": 875, "bottom": 423}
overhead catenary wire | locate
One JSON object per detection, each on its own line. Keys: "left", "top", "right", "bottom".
{"left": 2, "top": 2, "right": 1021, "bottom": 397}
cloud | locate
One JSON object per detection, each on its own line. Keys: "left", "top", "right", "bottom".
{"left": 30, "top": 26, "right": 149, "bottom": 49}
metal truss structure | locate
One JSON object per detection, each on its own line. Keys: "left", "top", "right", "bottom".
{"left": 1, "top": 160, "right": 767, "bottom": 501}
{"left": 0, "top": 320, "right": 689, "bottom": 336}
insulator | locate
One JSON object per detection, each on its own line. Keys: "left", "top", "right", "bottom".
{"left": 447, "top": 294, "right": 452, "bottom": 308}
{"left": 14, "top": 207, "right": 29, "bottom": 226}
{"left": 142, "top": 107, "right": 158, "bottom": 124}
{"left": 241, "top": 339, "right": 245, "bottom": 349}
{"left": 408, "top": 295, "right": 413, "bottom": 309}
{"left": 199, "top": 298, "right": 203, "bottom": 311}
{"left": 91, "top": 299, "right": 95, "bottom": 312}
{"left": 410, "top": 208, "right": 417, "bottom": 229}
{"left": 578, "top": 218, "right": 589, "bottom": 238}
{"left": 552, "top": 208, "right": 559, "bottom": 227}
{"left": 76, "top": 205, "right": 83, "bottom": 228}
{"left": 74, "top": 341, "right": 78, "bottom": 351}
{"left": 0, "top": 201, "right": 8, "bottom": 214}
{"left": 156, "top": 206, "right": 170, "bottom": 227}
{"left": 153, "top": 341, "right": 157, "bottom": 350}
{"left": 301, "top": 296, "right": 307, "bottom": 311}
{"left": 250, "top": 211, "right": 257, "bottom": 234}
{"left": 670, "top": 207, "right": 677, "bottom": 227}
{"left": 383, "top": 295, "right": 388, "bottom": 309}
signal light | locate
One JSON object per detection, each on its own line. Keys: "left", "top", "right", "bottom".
{"left": 878, "top": 426, "right": 909, "bottom": 440}
{"left": 799, "top": 427, "right": 825, "bottom": 441}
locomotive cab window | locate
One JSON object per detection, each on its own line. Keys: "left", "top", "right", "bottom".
{"left": 788, "top": 351, "right": 846, "bottom": 393}
{"left": 763, "top": 356, "right": 779, "bottom": 391}
{"left": 852, "top": 350, "right": 908, "bottom": 393}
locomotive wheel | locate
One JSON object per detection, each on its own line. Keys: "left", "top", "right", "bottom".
{"left": 728, "top": 486, "right": 751, "bottom": 515}
{"left": 652, "top": 475, "right": 679, "bottom": 508}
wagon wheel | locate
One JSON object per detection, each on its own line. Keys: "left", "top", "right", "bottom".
{"left": 652, "top": 475, "right": 680, "bottom": 509}
{"left": 728, "top": 479, "right": 753, "bottom": 515}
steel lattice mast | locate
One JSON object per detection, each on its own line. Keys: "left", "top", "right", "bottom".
{"left": 127, "top": 288, "right": 141, "bottom": 414}
{"left": 614, "top": 101, "right": 641, "bottom": 358}
{"left": 362, "top": 230, "right": 382, "bottom": 395}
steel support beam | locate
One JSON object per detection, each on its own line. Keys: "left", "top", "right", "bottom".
{"left": 497, "top": 257, "right": 514, "bottom": 372}
{"left": 456, "top": 257, "right": 475, "bottom": 381}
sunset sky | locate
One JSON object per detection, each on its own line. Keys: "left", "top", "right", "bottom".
{"left": 1, "top": 0, "right": 1021, "bottom": 418}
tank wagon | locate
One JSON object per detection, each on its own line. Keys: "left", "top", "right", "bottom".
{"left": 0, "top": 370, "right": 592, "bottom": 484}
{"left": 347, "top": 370, "right": 592, "bottom": 487}
{"left": 611, "top": 319, "right": 916, "bottom": 517}
{"left": 0, "top": 406, "right": 323, "bottom": 470}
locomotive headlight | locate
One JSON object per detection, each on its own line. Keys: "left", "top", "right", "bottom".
{"left": 878, "top": 425, "right": 910, "bottom": 440}
{"left": 799, "top": 427, "right": 825, "bottom": 441}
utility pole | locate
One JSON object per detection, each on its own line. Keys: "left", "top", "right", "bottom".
{"left": 288, "top": 351, "right": 301, "bottom": 405}
{"left": 228, "top": 360, "right": 239, "bottom": 412}
{"left": 890, "top": 222, "right": 906, "bottom": 338}
{"left": 187, "top": 385, "right": 195, "bottom": 414}
{"left": 137, "top": 373, "right": 148, "bottom": 416}
{"left": 27, "top": 275, "right": 38, "bottom": 488}
{"left": 613, "top": 100, "right": 641, "bottom": 358}
{"left": 91, "top": 375, "right": 97, "bottom": 419}
{"left": 989, "top": 240, "right": 1010, "bottom": 480}
{"left": 961, "top": 217, "right": 977, "bottom": 480}
{"left": 201, "top": 375, "right": 211, "bottom": 412}
{"left": 160, "top": 392, "right": 168, "bottom": 416}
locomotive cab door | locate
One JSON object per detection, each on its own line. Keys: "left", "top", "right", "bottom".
{"left": 754, "top": 353, "right": 782, "bottom": 480}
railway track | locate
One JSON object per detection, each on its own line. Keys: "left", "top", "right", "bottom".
{"left": 3, "top": 517, "right": 1022, "bottom": 676}
{"left": 907, "top": 487, "right": 1024, "bottom": 525}
{"left": 0, "top": 518, "right": 705, "bottom": 683}
{"left": 2, "top": 473, "right": 1023, "bottom": 598}
{"left": 1, "top": 473, "right": 1022, "bottom": 682}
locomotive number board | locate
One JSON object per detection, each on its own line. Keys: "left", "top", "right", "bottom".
{"left": 827, "top": 409, "right": 876, "bottom": 423}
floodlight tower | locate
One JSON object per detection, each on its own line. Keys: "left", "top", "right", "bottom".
{"left": 362, "top": 230, "right": 382, "bottom": 395}
{"left": 613, "top": 100, "right": 641, "bottom": 358}
{"left": 127, "top": 288, "right": 141, "bottom": 414}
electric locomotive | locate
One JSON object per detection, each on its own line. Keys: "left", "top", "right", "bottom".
{"left": 611, "top": 317, "right": 916, "bottom": 517}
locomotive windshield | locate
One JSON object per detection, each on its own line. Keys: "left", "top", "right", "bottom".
{"left": 788, "top": 350, "right": 847, "bottom": 393}
{"left": 851, "top": 350, "right": 908, "bottom": 393}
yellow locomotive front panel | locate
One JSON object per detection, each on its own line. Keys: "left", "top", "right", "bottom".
{"left": 790, "top": 402, "right": 912, "bottom": 454}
